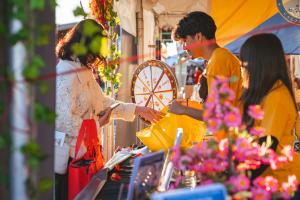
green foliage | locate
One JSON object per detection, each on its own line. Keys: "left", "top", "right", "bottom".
{"left": 23, "top": 56, "right": 45, "bottom": 80}
{"left": 3, "top": 0, "right": 55, "bottom": 197}
{"left": 30, "top": 0, "right": 45, "bottom": 10}
{"left": 9, "top": 28, "right": 29, "bottom": 45}
{"left": 34, "top": 102, "right": 56, "bottom": 124}
{"left": 38, "top": 178, "right": 53, "bottom": 193}
{"left": 21, "top": 139, "right": 48, "bottom": 169}
{"left": 38, "top": 82, "right": 49, "bottom": 94}
{"left": 73, "top": 6, "right": 88, "bottom": 18}
{"left": 83, "top": 20, "right": 101, "bottom": 36}
{"left": 36, "top": 24, "right": 52, "bottom": 46}
{"left": 71, "top": 42, "right": 87, "bottom": 56}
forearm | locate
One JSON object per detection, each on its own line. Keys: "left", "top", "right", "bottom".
{"left": 180, "top": 106, "right": 203, "bottom": 121}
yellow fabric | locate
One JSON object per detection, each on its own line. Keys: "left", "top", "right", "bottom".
{"left": 210, "top": 0, "right": 278, "bottom": 46}
{"left": 256, "top": 81, "right": 300, "bottom": 184}
{"left": 136, "top": 109, "right": 206, "bottom": 151}
{"left": 206, "top": 48, "right": 243, "bottom": 106}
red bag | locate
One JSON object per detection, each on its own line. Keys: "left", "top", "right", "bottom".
{"left": 68, "top": 119, "right": 105, "bottom": 200}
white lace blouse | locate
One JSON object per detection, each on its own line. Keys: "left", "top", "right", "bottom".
{"left": 55, "top": 59, "right": 136, "bottom": 158}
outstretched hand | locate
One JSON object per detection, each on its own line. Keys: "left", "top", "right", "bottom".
{"left": 135, "top": 106, "right": 165, "bottom": 124}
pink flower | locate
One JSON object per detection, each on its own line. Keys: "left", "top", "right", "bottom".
{"left": 178, "top": 155, "right": 192, "bottom": 170}
{"left": 281, "top": 145, "right": 294, "bottom": 161}
{"left": 206, "top": 118, "right": 222, "bottom": 132}
{"left": 224, "top": 110, "right": 242, "bottom": 127}
{"left": 219, "top": 85, "right": 235, "bottom": 101}
{"left": 251, "top": 187, "right": 271, "bottom": 200}
{"left": 219, "top": 139, "right": 228, "bottom": 153}
{"left": 281, "top": 181, "right": 296, "bottom": 199}
{"left": 253, "top": 177, "right": 265, "bottom": 188}
{"left": 288, "top": 175, "right": 298, "bottom": 190}
{"left": 264, "top": 176, "right": 279, "bottom": 192}
{"left": 201, "top": 159, "right": 218, "bottom": 173}
{"left": 250, "top": 126, "right": 266, "bottom": 137}
{"left": 248, "top": 105, "right": 264, "bottom": 120}
{"left": 228, "top": 174, "right": 250, "bottom": 192}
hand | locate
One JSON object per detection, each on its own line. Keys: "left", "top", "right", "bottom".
{"left": 135, "top": 106, "right": 165, "bottom": 124}
{"left": 97, "top": 108, "right": 112, "bottom": 127}
{"left": 168, "top": 100, "right": 185, "bottom": 115}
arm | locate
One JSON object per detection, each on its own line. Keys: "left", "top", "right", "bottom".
{"left": 168, "top": 100, "right": 203, "bottom": 120}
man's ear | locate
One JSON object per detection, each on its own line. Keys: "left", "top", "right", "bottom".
{"left": 195, "top": 32, "right": 204, "bottom": 41}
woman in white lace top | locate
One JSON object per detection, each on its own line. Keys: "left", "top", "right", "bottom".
{"left": 55, "top": 19, "right": 163, "bottom": 200}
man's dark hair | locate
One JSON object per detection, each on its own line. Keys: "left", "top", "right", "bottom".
{"left": 175, "top": 11, "right": 217, "bottom": 40}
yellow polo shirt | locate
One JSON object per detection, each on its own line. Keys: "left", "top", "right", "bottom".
{"left": 257, "top": 81, "right": 300, "bottom": 183}
{"left": 206, "top": 48, "right": 243, "bottom": 106}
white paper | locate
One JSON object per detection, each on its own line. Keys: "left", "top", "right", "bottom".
{"left": 55, "top": 131, "right": 66, "bottom": 147}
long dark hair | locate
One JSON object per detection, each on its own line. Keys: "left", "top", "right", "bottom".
{"left": 240, "top": 33, "right": 297, "bottom": 126}
{"left": 56, "top": 19, "right": 107, "bottom": 67}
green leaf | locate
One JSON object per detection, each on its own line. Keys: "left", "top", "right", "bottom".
{"left": 39, "top": 82, "right": 49, "bottom": 94}
{"left": 89, "top": 36, "right": 102, "bottom": 54}
{"left": 36, "top": 25, "right": 52, "bottom": 46}
{"left": 38, "top": 178, "right": 53, "bottom": 193}
{"left": 28, "top": 157, "right": 40, "bottom": 169}
{"left": 34, "top": 103, "right": 56, "bottom": 124}
{"left": 30, "top": 0, "right": 45, "bottom": 10}
{"left": 31, "top": 56, "right": 46, "bottom": 69}
{"left": 23, "top": 65, "right": 40, "bottom": 80}
{"left": 21, "top": 139, "right": 48, "bottom": 163}
{"left": 83, "top": 20, "right": 100, "bottom": 37}
{"left": 9, "top": 28, "right": 28, "bottom": 44}
{"left": 73, "top": 6, "right": 88, "bottom": 18}
{"left": 49, "top": 0, "right": 58, "bottom": 10}
{"left": 71, "top": 43, "right": 87, "bottom": 56}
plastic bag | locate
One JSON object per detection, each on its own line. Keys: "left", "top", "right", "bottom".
{"left": 136, "top": 106, "right": 206, "bottom": 151}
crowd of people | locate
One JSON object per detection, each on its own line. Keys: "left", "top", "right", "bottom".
{"left": 54, "top": 11, "right": 300, "bottom": 200}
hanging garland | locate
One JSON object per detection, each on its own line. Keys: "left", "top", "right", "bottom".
{"left": 89, "top": 0, "right": 121, "bottom": 95}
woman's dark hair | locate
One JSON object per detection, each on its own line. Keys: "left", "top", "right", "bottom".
{"left": 175, "top": 11, "right": 216, "bottom": 40}
{"left": 56, "top": 19, "right": 107, "bottom": 66}
{"left": 240, "top": 33, "right": 297, "bottom": 126}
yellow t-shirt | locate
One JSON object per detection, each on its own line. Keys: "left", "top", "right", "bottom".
{"left": 257, "top": 81, "right": 300, "bottom": 183}
{"left": 206, "top": 48, "right": 243, "bottom": 106}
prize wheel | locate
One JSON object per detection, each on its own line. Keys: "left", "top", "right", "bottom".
{"left": 131, "top": 60, "right": 178, "bottom": 122}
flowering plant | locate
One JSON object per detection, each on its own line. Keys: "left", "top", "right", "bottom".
{"left": 90, "top": 0, "right": 121, "bottom": 95}
{"left": 171, "top": 76, "right": 298, "bottom": 199}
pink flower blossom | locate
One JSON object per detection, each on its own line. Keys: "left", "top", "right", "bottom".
{"left": 219, "top": 85, "right": 235, "bottom": 101}
{"left": 248, "top": 105, "right": 264, "bottom": 120}
{"left": 219, "top": 139, "right": 228, "bottom": 153}
{"left": 281, "top": 145, "right": 294, "bottom": 162}
{"left": 264, "top": 176, "right": 279, "bottom": 192}
{"left": 224, "top": 111, "right": 241, "bottom": 127}
{"left": 228, "top": 174, "right": 250, "bottom": 192}
{"left": 250, "top": 126, "right": 266, "bottom": 137}
{"left": 281, "top": 181, "right": 297, "bottom": 199}
{"left": 206, "top": 118, "right": 222, "bottom": 133}
{"left": 253, "top": 177, "right": 265, "bottom": 188}
{"left": 251, "top": 187, "right": 271, "bottom": 200}
{"left": 288, "top": 175, "right": 298, "bottom": 190}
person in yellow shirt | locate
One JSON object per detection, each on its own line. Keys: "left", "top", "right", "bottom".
{"left": 168, "top": 11, "right": 243, "bottom": 120}
{"left": 240, "top": 33, "right": 300, "bottom": 199}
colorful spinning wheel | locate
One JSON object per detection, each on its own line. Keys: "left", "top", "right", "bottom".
{"left": 131, "top": 60, "right": 178, "bottom": 116}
